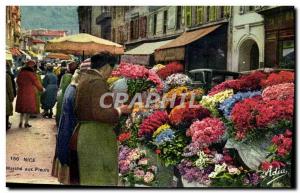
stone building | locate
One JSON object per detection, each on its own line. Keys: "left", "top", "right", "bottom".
{"left": 257, "top": 6, "right": 295, "bottom": 69}
{"left": 6, "top": 6, "right": 21, "bottom": 48}
{"left": 231, "top": 6, "right": 265, "bottom": 72}
{"left": 96, "top": 6, "right": 112, "bottom": 41}
{"left": 78, "top": 6, "right": 102, "bottom": 37}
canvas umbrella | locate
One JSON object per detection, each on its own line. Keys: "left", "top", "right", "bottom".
{"left": 46, "top": 53, "right": 72, "bottom": 60}
{"left": 45, "top": 33, "right": 124, "bottom": 57}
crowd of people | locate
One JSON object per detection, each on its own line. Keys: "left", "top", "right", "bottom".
{"left": 6, "top": 52, "right": 132, "bottom": 186}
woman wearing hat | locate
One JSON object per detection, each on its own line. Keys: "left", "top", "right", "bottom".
{"left": 56, "top": 61, "right": 78, "bottom": 125}
{"left": 41, "top": 63, "right": 58, "bottom": 118}
{"left": 71, "top": 52, "right": 131, "bottom": 186}
{"left": 15, "top": 60, "right": 45, "bottom": 128}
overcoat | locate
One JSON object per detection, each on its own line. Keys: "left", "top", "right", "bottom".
{"left": 56, "top": 73, "right": 72, "bottom": 125}
{"left": 15, "top": 67, "right": 43, "bottom": 114}
{"left": 6, "top": 72, "right": 14, "bottom": 116}
{"left": 41, "top": 71, "right": 58, "bottom": 110}
{"left": 73, "top": 69, "right": 119, "bottom": 186}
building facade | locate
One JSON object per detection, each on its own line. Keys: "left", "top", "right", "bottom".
{"left": 257, "top": 6, "right": 295, "bottom": 69}
{"left": 231, "top": 6, "right": 265, "bottom": 72}
{"left": 6, "top": 6, "right": 21, "bottom": 48}
{"left": 96, "top": 6, "right": 112, "bottom": 41}
{"left": 78, "top": 6, "right": 102, "bottom": 37}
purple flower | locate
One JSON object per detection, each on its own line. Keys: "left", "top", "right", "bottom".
{"left": 243, "top": 173, "right": 260, "bottom": 186}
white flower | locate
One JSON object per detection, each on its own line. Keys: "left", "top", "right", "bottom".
{"left": 208, "top": 163, "right": 227, "bottom": 178}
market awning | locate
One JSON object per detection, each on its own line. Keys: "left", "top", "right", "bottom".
{"left": 125, "top": 40, "right": 172, "bottom": 55}
{"left": 121, "top": 40, "right": 173, "bottom": 66}
{"left": 155, "top": 24, "right": 221, "bottom": 62}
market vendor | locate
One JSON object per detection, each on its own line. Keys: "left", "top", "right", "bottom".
{"left": 72, "top": 52, "right": 131, "bottom": 186}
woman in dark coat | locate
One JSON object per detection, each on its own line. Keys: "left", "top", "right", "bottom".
{"left": 16, "top": 60, "right": 44, "bottom": 128}
{"left": 53, "top": 69, "right": 80, "bottom": 184}
{"left": 41, "top": 64, "right": 58, "bottom": 118}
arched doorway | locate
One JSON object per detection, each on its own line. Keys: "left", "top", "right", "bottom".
{"left": 238, "top": 39, "right": 260, "bottom": 71}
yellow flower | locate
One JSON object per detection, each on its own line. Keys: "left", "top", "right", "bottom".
{"left": 200, "top": 89, "right": 234, "bottom": 116}
{"left": 107, "top": 76, "right": 120, "bottom": 85}
{"left": 152, "top": 124, "right": 171, "bottom": 138}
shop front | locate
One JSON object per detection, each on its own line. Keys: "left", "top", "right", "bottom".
{"left": 258, "top": 6, "right": 295, "bottom": 69}
{"left": 154, "top": 23, "right": 228, "bottom": 72}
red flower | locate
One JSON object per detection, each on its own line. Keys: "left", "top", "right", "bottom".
{"left": 117, "top": 132, "right": 131, "bottom": 142}
{"left": 231, "top": 97, "right": 294, "bottom": 140}
{"left": 260, "top": 71, "right": 294, "bottom": 88}
{"left": 271, "top": 130, "right": 292, "bottom": 157}
{"left": 187, "top": 117, "right": 225, "bottom": 145}
{"left": 169, "top": 103, "right": 211, "bottom": 125}
{"left": 209, "top": 71, "right": 267, "bottom": 96}
{"left": 261, "top": 161, "right": 272, "bottom": 171}
{"left": 155, "top": 149, "right": 161, "bottom": 154}
{"left": 261, "top": 160, "right": 285, "bottom": 171}
{"left": 138, "top": 111, "right": 169, "bottom": 138}
{"left": 156, "top": 62, "right": 184, "bottom": 80}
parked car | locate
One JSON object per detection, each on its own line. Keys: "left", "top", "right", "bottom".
{"left": 188, "top": 69, "right": 241, "bottom": 91}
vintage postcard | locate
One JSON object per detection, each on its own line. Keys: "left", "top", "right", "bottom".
{"left": 5, "top": 5, "right": 295, "bottom": 188}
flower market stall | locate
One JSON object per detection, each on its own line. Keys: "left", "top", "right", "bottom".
{"left": 109, "top": 62, "right": 294, "bottom": 188}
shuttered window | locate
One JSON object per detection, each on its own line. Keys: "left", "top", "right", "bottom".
{"left": 196, "top": 6, "right": 204, "bottom": 24}
{"left": 185, "top": 6, "right": 192, "bottom": 27}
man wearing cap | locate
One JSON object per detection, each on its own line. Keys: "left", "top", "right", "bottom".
{"left": 15, "top": 60, "right": 45, "bottom": 128}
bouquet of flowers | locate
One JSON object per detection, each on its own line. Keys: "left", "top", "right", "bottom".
{"left": 112, "top": 62, "right": 163, "bottom": 97}
{"left": 138, "top": 111, "right": 169, "bottom": 139}
{"left": 165, "top": 73, "right": 192, "bottom": 88}
{"left": 119, "top": 145, "right": 157, "bottom": 186}
{"left": 186, "top": 117, "right": 226, "bottom": 146}
{"left": 200, "top": 89, "right": 234, "bottom": 116}
{"left": 156, "top": 62, "right": 184, "bottom": 80}
{"left": 260, "top": 71, "right": 294, "bottom": 88}
{"left": 169, "top": 103, "right": 211, "bottom": 126}
{"left": 262, "top": 83, "right": 294, "bottom": 101}
{"left": 231, "top": 97, "right": 294, "bottom": 140}
{"left": 208, "top": 71, "right": 267, "bottom": 96}
{"left": 219, "top": 91, "right": 261, "bottom": 119}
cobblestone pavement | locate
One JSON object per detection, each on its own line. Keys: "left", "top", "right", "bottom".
{"left": 6, "top": 103, "right": 60, "bottom": 185}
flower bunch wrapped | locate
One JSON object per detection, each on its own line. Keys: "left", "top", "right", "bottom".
{"left": 163, "top": 86, "right": 189, "bottom": 107}
{"left": 165, "top": 73, "right": 192, "bottom": 88}
{"left": 231, "top": 97, "right": 294, "bottom": 140}
{"left": 151, "top": 64, "right": 165, "bottom": 72}
{"left": 112, "top": 62, "right": 149, "bottom": 79}
{"left": 186, "top": 117, "right": 226, "bottom": 146}
{"left": 271, "top": 129, "right": 292, "bottom": 157}
{"left": 262, "top": 83, "right": 294, "bottom": 101}
{"left": 138, "top": 111, "right": 169, "bottom": 138}
{"left": 118, "top": 145, "right": 157, "bottom": 186}
{"left": 219, "top": 91, "right": 261, "bottom": 119}
{"left": 200, "top": 89, "right": 234, "bottom": 116}
{"left": 169, "top": 103, "right": 211, "bottom": 126}
{"left": 112, "top": 62, "right": 163, "bottom": 96}
{"left": 260, "top": 71, "right": 294, "bottom": 88}
{"left": 208, "top": 71, "right": 267, "bottom": 96}
{"left": 156, "top": 62, "right": 184, "bottom": 80}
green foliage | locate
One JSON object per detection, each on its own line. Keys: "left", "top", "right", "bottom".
{"left": 127, "top": 78, "right": 154, "bottom": 98}
{"left": 210, "top": 172, "right": 246, "bottom": 187}
{"left": 156, "top": 133, "right": 190, "bottom": 167}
